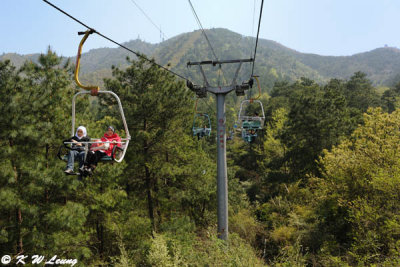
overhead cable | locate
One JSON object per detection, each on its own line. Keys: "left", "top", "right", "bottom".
{"left": 42, "top": 0, "right": 188, "bottom": 81}
{"left": 187, "top": 0, "right": 219, "bottom": 62}
{"left": 250, "top": 0, "right": 264, "bottom": 77}
{"left": 128, "top": 0, "right": 168, "bottom": 41}
{"left": 250, "top": 0, "right": 257, "bottom": 59}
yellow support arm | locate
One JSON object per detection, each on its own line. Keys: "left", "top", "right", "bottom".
{"left": 74, "top": 30, "right": 99, "bottom": 94}
{"left": 250, "top": 76, "right": 261, "bottom": 102}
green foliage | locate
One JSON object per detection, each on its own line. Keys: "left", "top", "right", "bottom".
{"left": 2, "top": 38, "right": 399, "bottom": 266}
{"left": 381, "top": 82, "right": 400, "bottom": 113}
{"left": 0, "top": 50, "right": 95, "bottom": 260}
{"left": 344, "top": 71, "right": 382, "bottom": 112}
{"left": 148, "top": 233, "right": 175, "bottom": 267}
{"left": 146, "top": 231, "right": 266, "bottom": 266}
{"left": 103, "top": 57, "right": 218, "bottom": 233}
{"left": 265, "top": 77, "right": 354, "bottom": 179}
{"left": 229, "top": 208, "right": 264, "bottom": 247}
{"left": 313, "top": 108, "right": 400, "bottom": 265}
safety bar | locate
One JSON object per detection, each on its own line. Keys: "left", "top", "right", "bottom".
{"left": 71, "top": 90, "right": 131, "bottom": 163}
{"left": 238, "top": 116, "right": 263, "bottom": 121}
{"left": 63, "top": 141, "right": 126, "bottom": 144}
{"left": 238, "top": 100, "right": 265, "bottom": 119}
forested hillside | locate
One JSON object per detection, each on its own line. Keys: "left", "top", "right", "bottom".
{"left": 2, "top": 41, "right": 400, "bottom": 265}
{"left": 2, "top": 28, "right": 400, "bottom": 89}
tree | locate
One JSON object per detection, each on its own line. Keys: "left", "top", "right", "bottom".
{"left": 344, "top": 72, "right": 381, "bottom": 112}
{"left": 281, "top": 78, "right": 352, "bottom": 178}
{"left": 0, "top": 59, "right": 23, "bottom": 254}
{"left": 0, "top": 49, "right": 97, "bottom": 259}
{"left": 104, "top": 58, "right": 216, "bottom": 232}
{"left": 314, "top": 108, "right": 400, "bottom": 265}
{"left": 381, "top": 81, "right": 400, "bottom": 113}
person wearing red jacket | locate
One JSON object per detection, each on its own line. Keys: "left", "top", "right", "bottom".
{"left": 81, "top": 126, "right": 121, "bottom": 176}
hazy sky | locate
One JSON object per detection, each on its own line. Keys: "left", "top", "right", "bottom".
{"left": 1, "top": 0, "right": 399, "bottom": 57}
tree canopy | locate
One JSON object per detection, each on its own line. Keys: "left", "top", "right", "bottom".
{"left": 1, "top": 49, "right": 399, "bottom": 266}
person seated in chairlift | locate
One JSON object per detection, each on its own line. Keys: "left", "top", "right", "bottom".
{"left": 64, "top": 126, "right": 90, "bottom": 175}
{"left": 245, "top": 129, "right": 256, "bottom": 143}
{"left": 253, "top": 112, "right": 259, "bottom": 119}
{"left": 197, "top": 125, "right": 207, "bottom": 140}
{"left": 227, "top": 130, "right": 235, "bottom": 141}
{"left": 250, "top": 129, "right": 257, "bottom": 142}
{"left": 81, "top": 126, "right": 121, "bottom": 176}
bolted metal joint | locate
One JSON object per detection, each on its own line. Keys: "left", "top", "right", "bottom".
{"left": 235, "top": 85, "right": 245, "bottom": 96}
{"left": 235, "top": 81, "right": 250, "bottom": 96}
{"left": 186, "top": 80, "right": 195, "bottom": 91}
{"left": 195, "top": 86, "right": 207, "bottom": 98}
{"left": 187, "top": 80, "right": 207, "bottom": 98}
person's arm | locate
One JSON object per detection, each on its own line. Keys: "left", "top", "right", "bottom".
{"left": 63, "top": 137, "right": 73, "bottom": 143}
{"left": 117, "top": 135, "right": 122, "bottom": 147}
{"left": 89, "top": 139, "right": 100, "bottom": 151}
{"left": 86, "top": 136, "right": 91, "bottom": 149}
{"left": 71, "top": 139, "right": 83, "bottom": 146}
{"left": 91, "top": 138, "right": 109, "bottom": 151}
{"left": 111, "top": 135, "right": 122, "bottom": 147}
{"left": 67, "top": 137, "right": 82, "bottom": 149}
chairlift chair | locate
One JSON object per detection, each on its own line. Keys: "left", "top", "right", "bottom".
{"left": 58, "top": 90, "right": 131, "bottom": 164}
{"left": 192, "top": 113, "right": 212, "bottom": 139}
{"left": 237, "top": 99, "right": 265, "bottom": 143}
{"left": 58, "top": 30, "right": 130, "bottom": 166}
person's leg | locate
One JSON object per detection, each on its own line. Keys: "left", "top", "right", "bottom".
{"left": 79, "top": 151, "right": 93, "bottom": 177}
{"left": 92, "top": 151, "right": 106, "bottom": 167}
{"left": 85, "top": 151, "right": 104, "bottom": 176}
{"left": 66, "top": 150, "right": 78, "bottom": 171}
{"left": 78, "top": 151, "right": 86, "bottom": 169}
{"left": 84, "top": 151, "right": 95, "bottom": 167}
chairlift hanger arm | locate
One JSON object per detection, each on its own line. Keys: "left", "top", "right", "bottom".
{"left": 74, "top": 30, "right": 100, "bottom": 94}
{"left": 249, "top": 76, "right": 261, "bottom": 101}
{"left": 194, "top": 98, "right": 203, "bottom": 114}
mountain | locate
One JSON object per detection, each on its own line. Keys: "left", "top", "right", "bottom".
{"left": 289, "top": 47, "right": 400, "bottom": 85}
{"left": 2, "top": 28, "right": 400, "bottom": 88}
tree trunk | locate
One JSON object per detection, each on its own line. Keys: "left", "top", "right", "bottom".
{"left": 96, "top": 220, "right": 104, "bottom": 257}
{"left": 143, "top": 118, "right": 155, "bottom": 231}
{"left": 16, "top": 208, "right": 23, "bottom": 254}
{"left": 10, "top": 139, "right": 23, "bottom": 254}
{"left": 153, "top": 175, "right": 161, "bottom": 226}
{"left": 145, "top": 165, "right": 155, "bottom": 232}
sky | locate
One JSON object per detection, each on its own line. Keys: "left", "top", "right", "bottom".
{"left": 1, "top": 0, "right": 400, "bottom": 57}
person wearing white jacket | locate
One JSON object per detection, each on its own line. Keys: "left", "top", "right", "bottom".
{"left": 64, "top": 126, "right": 90, "bottom": 175}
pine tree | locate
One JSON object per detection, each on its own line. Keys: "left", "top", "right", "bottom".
{"left": 104, "top": 57, "right": 216, "bottom": 233}
{"left": 281, "top": 78, "right": 352, "bottom": 178}
{"left": 0, "top": 50, "right": 93, "bottom": 260}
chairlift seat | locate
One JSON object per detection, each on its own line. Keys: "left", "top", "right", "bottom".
{"left": 241, "top": 129, "right": 257, "bottom": 143}
{"left": 242, "top": 120, "right": 262, "bottom": 129}
{"left": 60, "top": 154, "right": 113, "bottom": 162}
{"left": 193, "top": 127, "right": 211, "bottom": 136}
{"left": 58, "top": 143, "right": 124, "bottom": 163}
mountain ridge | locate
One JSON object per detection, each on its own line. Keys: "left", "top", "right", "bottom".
{"left": 2, "top": 28, "right": 399, "bottom": 87}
